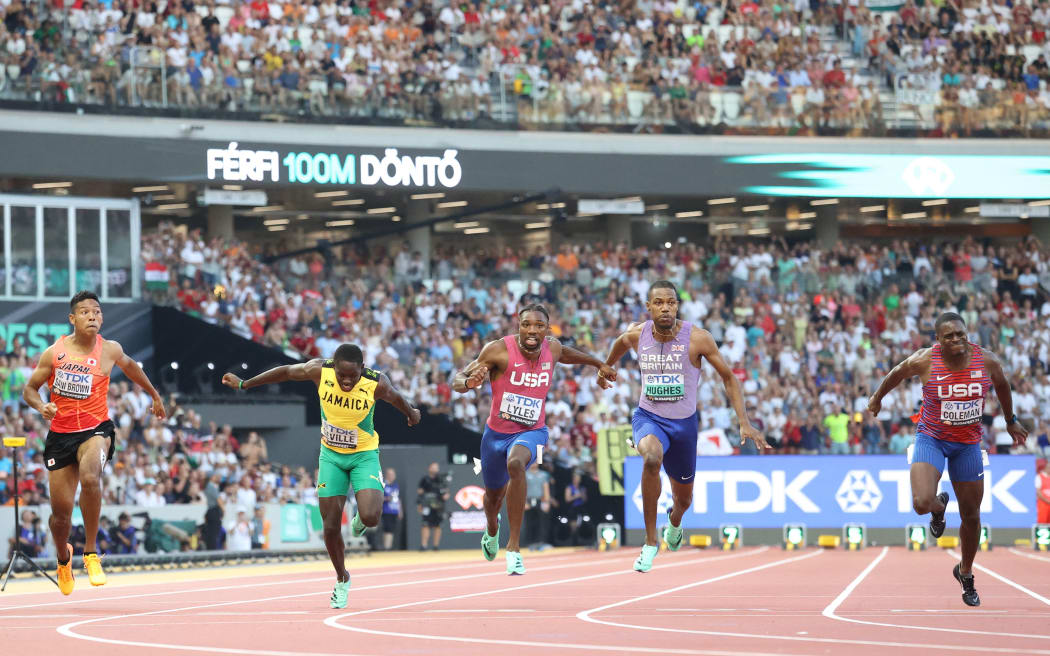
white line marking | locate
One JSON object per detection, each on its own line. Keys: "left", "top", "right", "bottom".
{"left": 323, "top": 548, "right": 775, "bottom": 655}
{"left": 197, "top": 611, "right": 312, "bottom": 616}
{"left": 822, "top": 546, "right": 1050, "bottom": 642}
{"left": 889, "top": 609, "right": 1009, "bottom": 614}
{"left": 422, "top": 609, "right": 535, "bottom": 613}
{"left": 948, "top": 549, "right": 1050, "bottom": 606}
{"left": 653, "top": 608, "right": 772, "bottom": 612}
{"left": 581, "top": 546, "right": 1050, "bottom": 654}
{"left": 1008, "top": 547, "right": 1050, "bottom": 564}
{"left": 0, "top": 552, "right": 587, "bottom": 610}
{"left": 55, "top": 550, "right": 736, "bottom": 656}
{"left": 0, "top": 613, "right": 86, "bottom": 619}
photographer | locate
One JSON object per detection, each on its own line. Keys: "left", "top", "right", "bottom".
{"left": 417, "top": 462, "right": 449, "bottom": 551}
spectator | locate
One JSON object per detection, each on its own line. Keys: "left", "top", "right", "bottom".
{"left": 561, "top": 470, "right": 587, "bottom": 546}
{"left": 825, "top": 405, "right": 852, "bottom": 455}
{"left": 377, "top": 468, "right": 403, "bottom": 551}
{"left": 524, "top": 461, "right": 553, "bottom": 549}
{"left": 228, "top": 510, "right": 252, "bottom": 551}
{"left": 417, "top": 462, "right": 448, "bottom": 551}
{"left": 113, "top": 512, "right": 137, "bottom": 554}
{"left": 250, "top": 506, "right": 269, "bottom": 550}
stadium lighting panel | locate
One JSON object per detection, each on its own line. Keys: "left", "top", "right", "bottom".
{"left": 906, "top": 524, "right": 928, "bottom": 550}
{"left": 1034, "top": 524, "right": 1050, "bottom": 551}
{"left": 843, "top": 523, "right": 866, "bottom": 550}
{"left": 720, "top": 524, "right": 742, "bottom": 550}
{"left": 979, "top": 525, "right": 992, "bottom": 551}
{"left": 597, "top": 523, "right": 621, "bottom": 551}
{"left": 782, "top": 524, "right": 806, "bottom": 550}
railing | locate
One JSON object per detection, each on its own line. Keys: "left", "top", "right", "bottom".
{"left": 2, "top": 36, "right": 1048, "bottom": 136}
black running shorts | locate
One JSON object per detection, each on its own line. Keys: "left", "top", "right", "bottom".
{"left": 44, "top": 420, "right": 116, "bottom": 471}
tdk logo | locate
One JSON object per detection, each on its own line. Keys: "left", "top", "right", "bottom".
{"left": 647, "top": 375, "right": 680, "bottom": 384}
{"left": 509, "top": 372, "right": 550, "bottom": 388}
{"left": 63, "top": 373, "right": 92, "bottom": 383}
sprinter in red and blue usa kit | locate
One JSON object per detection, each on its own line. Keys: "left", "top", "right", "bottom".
{"left": 453, "top": 304, "right": 616, "bottom": 576}
{"left": 868, "top": 312, "right": 1027, "bottom": 607}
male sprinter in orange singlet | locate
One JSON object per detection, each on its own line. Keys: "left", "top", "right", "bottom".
{"left": 23, "top": 291, "right": 166, "bottom": 594}
{"left": 868, "top": 312, "right": 1027, "bottom": 606}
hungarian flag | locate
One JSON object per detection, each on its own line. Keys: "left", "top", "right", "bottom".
{"left": 144, "top": 261, "right": 169, "bottom": 290}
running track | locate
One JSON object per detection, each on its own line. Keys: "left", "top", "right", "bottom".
{"left": 1, "top": 545, "right": 1048, "bottom": 655}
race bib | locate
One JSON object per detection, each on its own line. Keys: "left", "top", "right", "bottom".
{"left": 321, "top": 421, "right": 358, "bottom": 450}
{"left": 53, "top": 369, "right": 94, "bottom": 400}
{"left": 644, "top": 373, "right": 684, "bottom": 402}
{"left": 940, "top": 399, "right": 983, "bottom": 425}
{"left": 498, "top": 391, "right": 544, "bottom": 426}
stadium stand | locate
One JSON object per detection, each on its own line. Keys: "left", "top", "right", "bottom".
{"left": 1, "top": 0, "right": 1048, "bottom": 133}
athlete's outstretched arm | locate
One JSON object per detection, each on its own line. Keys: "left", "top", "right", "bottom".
{"left": 22, "top": 346, "right": 57, "bottom": 421}
{"left": 110, "top": 341, "right": 166, "bottom": 419}
{"left": 867, "top": 349, "right": 927, "bottom": 415}
{"left": 375, "top": 373, "right": 421, "bottom": 426}
{"left": 554, "top": 340, "right": 617, "bottom": 380}
{"left": 696, "top": 330, "right": 769, "bottom": 449}
{"left": 222, "top": 358, "right": 324, "bottom": 390}
{"left": 453, "top": 340, "right": 503, "bottom": 394}
{"left": 985, "top": 351, "right": 1028, "bottom": 447}
{"left": 597, "top": 324, "right": 640, "bottom": 389}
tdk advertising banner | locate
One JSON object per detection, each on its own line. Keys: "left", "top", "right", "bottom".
{"left": 623, "top": 455, "right": 1036, "bottom": 529}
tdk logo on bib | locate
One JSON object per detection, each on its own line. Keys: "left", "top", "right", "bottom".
{"left": 63, "top": 373, "right": 92, "bottom": 383}
{"left": 937, "top": 383, "right": 983, "bottom": 398}
{"left": 647, "top": 374, "right": 680, "bottom": 384}
{"left": 509, "top": 371, "right": 550, "bottom": 387}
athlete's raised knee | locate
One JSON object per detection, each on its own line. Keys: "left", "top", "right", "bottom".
{"left": 642, "top": 452, "right": 663, "bottom": 471}
{"left": 50, "top": 513, "right": 71, "bottom": 532}
{"left": 912, "top": 494, "right": 936, "bottom": 515}
{"left": 507, "top": 457, "right": 527, "bottom": 477}
{"left": 673, "top": 493, "right": 692, "bottom": 512}
{"left": 359, "top": 509, "right": 381, "bottom": 527}
{"left": 79, "top": 471, "right": 102, "bottom": 491}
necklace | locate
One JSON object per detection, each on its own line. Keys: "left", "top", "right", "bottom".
{"left": 652, "top": 320, "right": 678, "bottom": 376}
{"left": 516, "top": 336, "right": 540, "bottom": 370}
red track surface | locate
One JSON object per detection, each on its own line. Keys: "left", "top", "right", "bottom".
{"left": 1, "top": 546, "right": 1048, "bottom": 655}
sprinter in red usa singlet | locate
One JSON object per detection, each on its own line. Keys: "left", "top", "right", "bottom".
{"left": 23, "top": 291, "right": 166, "bottom": 595}
{"left": 868, "top": 312, "right": 1027, "bottom": 607}
{"left": 453, "top": 304, "right": 616, "bottom": 575}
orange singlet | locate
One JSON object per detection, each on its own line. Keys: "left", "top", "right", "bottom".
{"left": 47, "top": 335, "right": 110, "bottom": 433}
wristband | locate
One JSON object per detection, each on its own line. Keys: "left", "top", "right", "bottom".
{"left": 239, "top": 380, "right": 244, "bottom": 390}
{"left": 1010, "top": 414, "right": 1018, "bottom": 424}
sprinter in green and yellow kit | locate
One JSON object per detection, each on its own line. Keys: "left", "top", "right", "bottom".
{"left": 223, "top": 343, "right": 420, "bottom": 609}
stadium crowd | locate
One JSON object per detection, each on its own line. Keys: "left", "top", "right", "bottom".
{"left": 140, "top": 220, "right": 1050, "bottom": 460}
{"left": 5, "top": 222, "right": 1050, "bottom": 555}
{"left": 2, "top": 0, "right": 1048, "bottom": 131}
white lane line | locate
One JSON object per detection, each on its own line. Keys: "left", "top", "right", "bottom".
{"left": 422, "top": 609, "right": 535, "bottom": 613}
{"left": 0, "top": 551, "right": 589, "bottom": 607}
{"left": 889, "top": 609, "right": 1009, "bottom": 614}
{"left": 654, "top": 608, "right": 771, "bottom": 612}
{"left": 56, "top": 549, "right": 756, "bottom": 656}
{"left": 822, "top": 547, "right": 1050, "bottom": 642}
{"left": 948, "top": 549, "right": 1050, "bottom": 607}
{"left": 1007, "top": 548, "right": 1050, "bottom": 564}
{"left": 323, "top": 548, "right": 777, "bottom": 655}
{"left": 0, "top": 550, "right": 600, "bottom": 613}
{"left": 0, "top": 613, "right": 87, "bottom": 619}
{"left": 579, "top": 546, "right": 1050, "bottom": 654}
{"left": 198, "top": 611, "right": 313, "bottom": 616}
